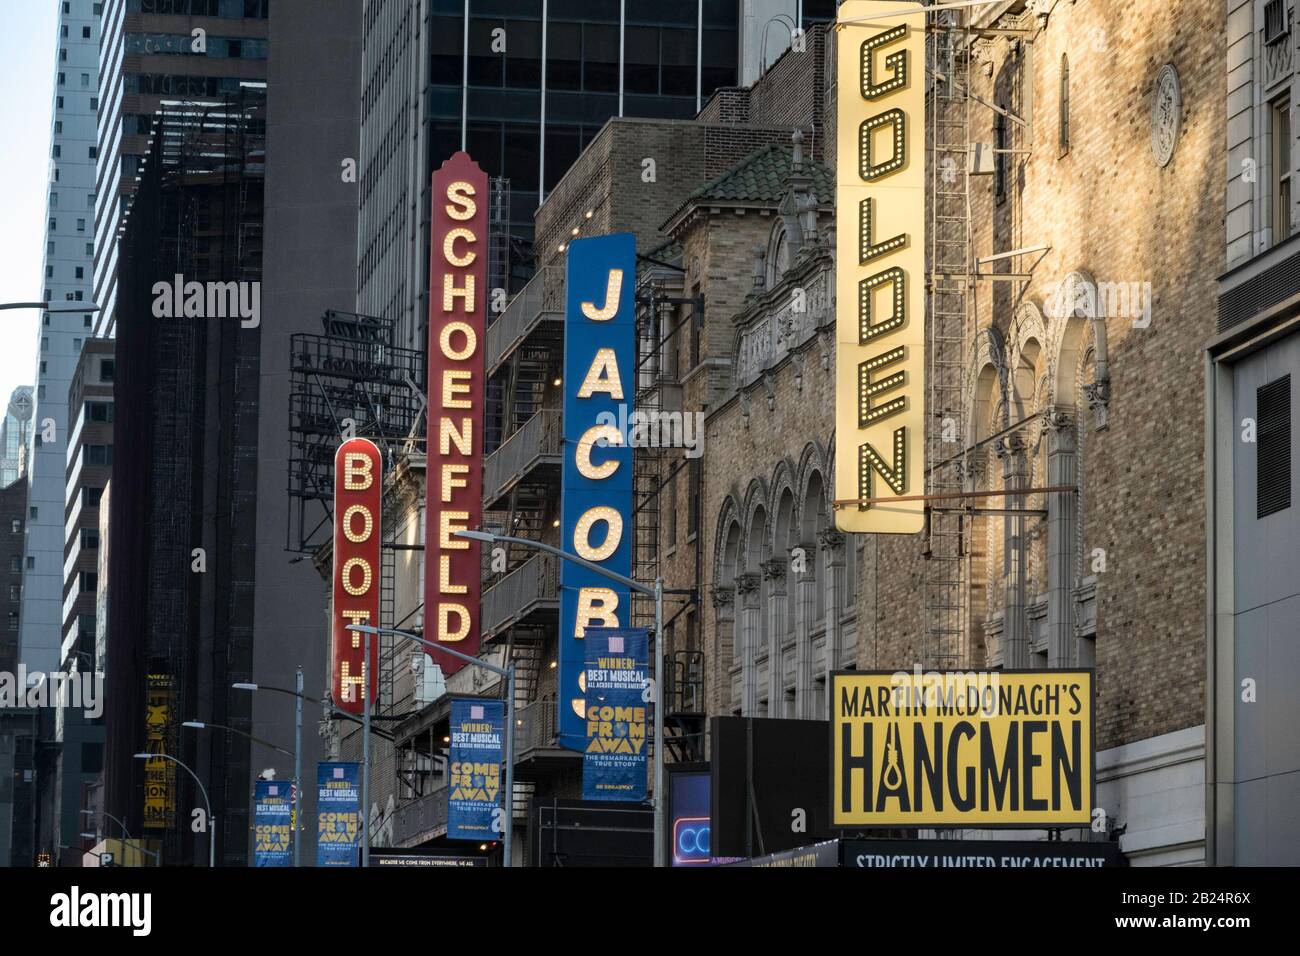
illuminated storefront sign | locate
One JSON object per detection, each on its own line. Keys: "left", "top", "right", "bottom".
{"left": 558, "top": 233, "right": 636, "bottom": 750}
{"left": 835, "top": 1, "right": 926, "bottom": 534}
{"left": 142, "top": 674, "right": 176, "bottom": 830}
{"left": 425, "top": 150, "right": 487, "bottom": 676}
{"left": 831, "top": 671, "right": 1095, "bottom": 827}
{"left": 332, "top": 437, "right": 382, "bottom": 714}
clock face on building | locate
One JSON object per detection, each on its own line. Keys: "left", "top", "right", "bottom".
{"left": 8, "top": 388, "right": 33, "bottom": 422}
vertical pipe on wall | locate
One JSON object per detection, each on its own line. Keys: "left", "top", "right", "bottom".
{"left": 461, "top": 0, "right": 469, "bottom": 150}
{"left": 539, "top": 0, "right": 548, "bottom": 207}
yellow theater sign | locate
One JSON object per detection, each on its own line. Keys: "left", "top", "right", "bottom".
{"left": 832, "top": 671, "right": 1096, "bottom": 827}
{"left": 835, "top": 1, "right": 926, "bottom": 534}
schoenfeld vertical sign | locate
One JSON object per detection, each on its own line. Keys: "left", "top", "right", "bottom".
{"left": 835, "top": 1, "right": 927, "bottom": 534}
{"left": 426, "top": 151, "right": 487, "bottom": 676}
{"left": 558, "top": 233, "right": 636, "bottom": 750}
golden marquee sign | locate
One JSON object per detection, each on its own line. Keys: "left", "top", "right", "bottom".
{"left": 835, "top": 1, "right": 926, "bottom": 534}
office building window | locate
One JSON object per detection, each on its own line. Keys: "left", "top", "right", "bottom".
{"left": 83, "top": 487, "right": 103, "bottom": 507}
{"left": 82, "top": 26, "right": 91, "bottom": 38}
{"left": 1274, "top": 96, "right": 1292, "bottom": 244}
{"left": 81, "top": 528, "right": 99, "bottom": 550}
{"left": 100, "top": 359, "right": 115, "bottom": 382}
{"left": 80, "top": 571, "right": 97, "bottom": 593}
{"left": 75, "top": 266, "right": 83, "bottom": 278}
{"left": 26, "top": 556, "right": 35, "bottom": 570}
{"left": 81, "top": 74, "right": 90, "bottom": 88}
{"left": 9, "top": 557, "right": 19, "bottom": 572}
{"left": 30, "top": 507, "right": 38, "bottom": 520}
{"left": 9, "top": 519, "right": 19, "bottom": 533}
{"left": 58, "top": 73, "right": 65, "bottom": 86}
{"left": 85, "top": 445, "right": 112, "bottom": 466}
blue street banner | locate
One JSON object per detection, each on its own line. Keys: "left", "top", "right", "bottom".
{"left": 559, "top": 232, "right": 637, "bottom": 750}
{"left": 582, "top": 627, "right": 649, "bottom": 801}
{"left": 316, "top": 762, "right": 361, "bottom": 867}
{"left": 253, "top": 779, "right": 293, "bottom": 867}
{"left": 448, "top": 698, "right": 505, "bottom": 841}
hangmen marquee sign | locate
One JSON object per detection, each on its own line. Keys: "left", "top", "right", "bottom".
{"left": 835, "top": 0, "right": 927, "bottom": 534}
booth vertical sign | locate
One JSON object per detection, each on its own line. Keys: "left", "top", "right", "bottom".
{"left": 332, "top": 438, "right": 382, "bottom": 713}
{"left": 835, "top": 1, "right": 927, "bottom": 533}
{"left": 426, "top": 151, "right": 487, "bottom": 676}
{"left": 559, "top": 233, "right": 636, "bottom": 750}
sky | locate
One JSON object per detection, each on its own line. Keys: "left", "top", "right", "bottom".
{"left": 0, "top": 1, "right": 58, "bottom": 411}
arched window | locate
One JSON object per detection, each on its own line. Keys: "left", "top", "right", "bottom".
{"left": 1059, "top": 54, "right": 1070, "bottom": 155}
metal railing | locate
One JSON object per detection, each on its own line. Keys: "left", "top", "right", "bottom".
{"left": 483, "top": 408, "right": 562, "bottom": 506}
{"left": 487, "top": 264, "right": 564, "bottom": 374}
{"left": 391, "top": 783, "right": 449, "bottom": 848}
{"left": 482, "top": 551, "right": 559, "bottom": 639}
{"left": 514, "top": 696, "right": 558, "bottom": 754}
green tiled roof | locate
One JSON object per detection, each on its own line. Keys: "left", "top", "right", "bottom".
{"left": 683, "top": 144, "right": 835, "bottom": 207}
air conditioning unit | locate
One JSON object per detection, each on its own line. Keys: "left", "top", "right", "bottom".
{"left": 410, "top": 649, "right": 445, "bottom": 706}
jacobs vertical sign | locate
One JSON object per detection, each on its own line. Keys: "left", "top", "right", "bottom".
{"left": 831, "top": 671, "right": 1095, "bottom": 827}
{"left": 835, "top": 1, "right": 926, "bottom": 534}
{"left": 426, "top": 151, "right": 487, "bottom": 675}
{"left": 558, "top": 233, "right": 636, "bottom": 751}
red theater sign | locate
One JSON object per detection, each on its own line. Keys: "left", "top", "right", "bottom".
{"left": 332, "top": 437, "right": 382, "bottom": 713}
{"left": 425, "top": 151, "right": 486, "bottom": 675}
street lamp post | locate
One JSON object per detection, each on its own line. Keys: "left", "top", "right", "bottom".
{"left": 346, "top": 622, "right": 517, "bottom": 868}
{"left": 79, "top": 810, "right": 162, "bottom": 866}
{"left": 232, "top": 665, "right": 305, "bottom": 868}
{"left": 133, "top": 752, "right": 215, "bottom": 868}
{"left": 182, "top": 720, "right": 295, "bottom": 759}
{"left": 452, "top": 528, "right": 667, "bottom": 868}
{"left": 362, "top": 629, "right": 371, "bottom": 868}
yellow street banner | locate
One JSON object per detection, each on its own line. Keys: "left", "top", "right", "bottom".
{"left": 832, "top": 670, "right": 1095, "bottom": 827}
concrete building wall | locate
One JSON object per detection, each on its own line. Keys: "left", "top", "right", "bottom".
{"left": 22, "top": 0, "right": 101, "bottom": 681}
{"left": 252, "top": 0, "right": 363, "bottom": 863}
